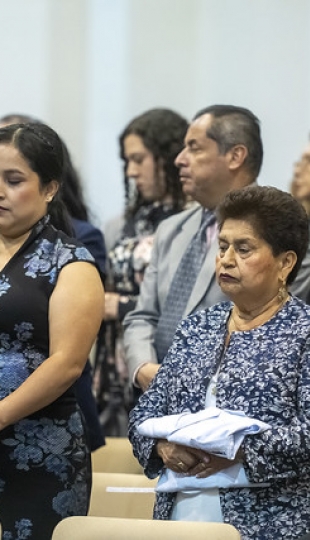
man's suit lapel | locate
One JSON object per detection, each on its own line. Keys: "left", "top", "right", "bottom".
{"left": 165, "top": 205, "right": 218, "bottom": 316}
{"left": 167, "top": 207, "right": 202, "bottom": 283}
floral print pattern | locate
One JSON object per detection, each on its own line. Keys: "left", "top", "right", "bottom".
{"left": 3, "top": 519, "right": 33, "bottom": 539}
{"left": 0, "top": 276, "right": 11, "bottom": 297}
{"left": 109, "top": 202, "right": 177, "bottom": 296}
{"left": 129, "top": 297, "right": 310, "bottom": 540}
{"left": 24, "top": 238, "right": 93, "bottom": 284}
{"left": 0, "top": 216, "right": 95, "bottom": 540}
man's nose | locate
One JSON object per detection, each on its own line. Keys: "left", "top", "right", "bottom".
{"left": 175, "top": 147, "right": 187, "bottom": 168}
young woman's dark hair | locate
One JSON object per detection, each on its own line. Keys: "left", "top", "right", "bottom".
{"left": 119, "top": 108, "right": 188, "bottom": 217}
{"left": 0, "top": 122, "right": 73, "bottom": 235}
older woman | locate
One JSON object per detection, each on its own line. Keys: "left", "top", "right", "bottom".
{"left": 129, "top": 186, "right": 310, "bottom": 540}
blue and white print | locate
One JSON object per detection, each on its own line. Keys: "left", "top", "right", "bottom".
{"left": 129, "top": 297, "right": 310, "bottom": 540}
{"left": 0, "top": 216, "right": 94, "bottom": 539}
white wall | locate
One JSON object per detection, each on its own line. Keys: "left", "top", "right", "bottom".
{"left": 0, "top": 0, "right": 309, "bottom": 228}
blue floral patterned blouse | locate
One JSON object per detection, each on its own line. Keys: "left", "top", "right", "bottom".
{"left": 129, "top": 297, "right": 310, "bottom": 540}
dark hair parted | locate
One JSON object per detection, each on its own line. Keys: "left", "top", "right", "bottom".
{"left": 194, "top": 105, "right": 263, "bottom": 179}
{"left": 119, "top": 108, "right": 188, "bottom": 215}
{"left": 0, "top": 122, "right": 73, "bottom": 234}
{"left": 216, "top": 185, "right": 309, "bottom": 285}
{"left": 0, "top": 113, "right": 40, "bottom": 126}
{"left": 0, "top": 115, "right": 89, "bottom": 223}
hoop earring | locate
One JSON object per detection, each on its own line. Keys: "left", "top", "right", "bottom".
{"left": 277, "top": 279, "right": 287, "bottom": 302}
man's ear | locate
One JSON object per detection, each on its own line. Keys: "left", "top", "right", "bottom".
{"left": 227, "top": 144, "right": 248, "bottom": 171}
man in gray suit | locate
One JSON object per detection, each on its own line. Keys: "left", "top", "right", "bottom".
{"left": 123, "top": 104, "right": 310, "bottom": 392}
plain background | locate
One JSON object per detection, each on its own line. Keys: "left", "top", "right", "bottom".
{"left": 0, "top": 0, "right": 309, "bottom": 227}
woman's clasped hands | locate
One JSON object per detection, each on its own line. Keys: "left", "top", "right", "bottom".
{"left": 156, "top": 439, "right": 237, "bottom": 478}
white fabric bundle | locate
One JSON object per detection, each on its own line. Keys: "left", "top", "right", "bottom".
{"left": 137, "top": 407, "right": 271, "bottom": 492}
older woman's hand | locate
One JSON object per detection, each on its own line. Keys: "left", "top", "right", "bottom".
{"left": 155, "top": 440, "right": 243, "bottom": 477}
{"left": 192, "top": 453, "right": 242, "bottom": 478}
{"left": 155, "top": 440, "right": 211, "bottom": 475}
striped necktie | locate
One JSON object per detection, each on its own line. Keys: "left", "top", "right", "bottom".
{"left": 155, "top": 210, "right": 216, "bottom": 362}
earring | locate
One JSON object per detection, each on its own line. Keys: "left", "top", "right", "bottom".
{"left": 46, "top": 197, "right": 53, "bottom": 203}
{"left": 277, "top": 279, "right": 287, "bottom": 302}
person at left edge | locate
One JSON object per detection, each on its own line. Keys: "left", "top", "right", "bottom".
{"left": 0, "top": 122, "right": 104, "bottom": 540}
{"left": 0, "top": 112, "right": 106, "bottom": 452}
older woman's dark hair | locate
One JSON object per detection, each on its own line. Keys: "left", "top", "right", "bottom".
{"left": 119, "top": 108, "right": 188, "bottom": 216}
{"left": 0, "top": 122, "right": 72, "bottom": 234}
{"left": 216, "top": 185, "right": 309, "bottom": 285}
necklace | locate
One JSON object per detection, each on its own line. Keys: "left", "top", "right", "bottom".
{"left": 229, "top": 293, "right": 289, "bottom": 334}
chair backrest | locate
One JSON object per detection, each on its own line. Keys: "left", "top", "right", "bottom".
{"left": 91, "top": 437, "right": 143, "bottom": 474}
{"left": 88, "top": 472, "right": 157, "bottom": 519}
{"left": 52, "top": 516, "right": 242, "bottom": 540}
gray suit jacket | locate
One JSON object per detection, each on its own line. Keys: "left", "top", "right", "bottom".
{"left": 123, "top": 205, "right": 226, "bottom": 380}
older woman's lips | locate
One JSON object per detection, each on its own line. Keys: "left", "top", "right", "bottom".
{"left": 219, "top": 273, "right": 237, "bottom": 282}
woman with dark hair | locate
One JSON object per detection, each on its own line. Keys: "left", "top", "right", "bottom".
{"left": 95, "top": 108, "right": 188, "bottom": 435}
{"left": 119, "top": 107, "right": 188, "bottom": 218}
{"left": 0, "top": 113, "right": 106, "bottom": 452}
{"left": 0, "top": 122, "right": 104, "bottom": 539}
{"left": 129, "top": 186, "right": 310, "bottom": 539}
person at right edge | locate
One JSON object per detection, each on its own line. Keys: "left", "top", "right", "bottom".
{"left": 128, "top": 185, "right": 310, "bottom": 539}
{"left": 123, "top": 104, "right": 310, "bottom": 393}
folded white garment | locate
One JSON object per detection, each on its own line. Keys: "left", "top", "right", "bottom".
{"left": 156, "top": 462, "right": 271, "bottom": 492}
{"left": 138, "top": 407, "right": 271, "bottom": 460}
{"left": 157, "top": 462, "right": 243, "bottom": 492}
{"left": 138, "top": 407, "right": 271, "bottom": 492}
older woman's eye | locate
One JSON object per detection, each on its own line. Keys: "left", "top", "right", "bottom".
{"left": 238, "top": 246, "right": 250, "bottom": 255}
{"left": 7, "top": 177, "right": 23, "bottom": 186}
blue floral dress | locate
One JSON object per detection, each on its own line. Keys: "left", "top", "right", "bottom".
{"left": 0, "top": 216, "right": 96, "bottom": 540}
{"left": 129, "top": 297, "right": 310, "bottom": 540}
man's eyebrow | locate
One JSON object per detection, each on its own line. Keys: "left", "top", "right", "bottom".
{"left": 185, "top": 138, "right": 198, "bottom": 147}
